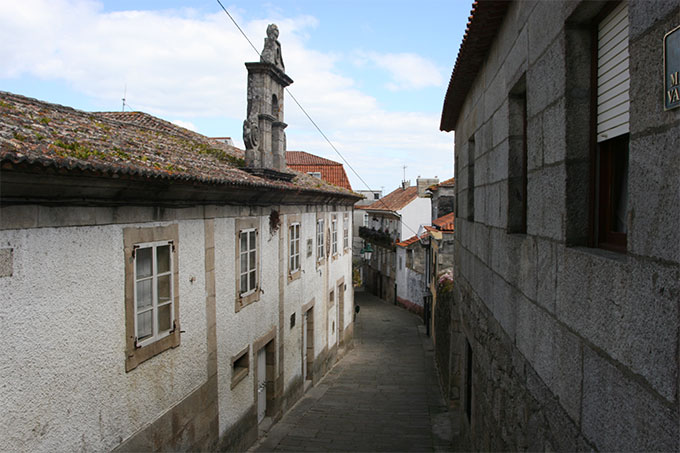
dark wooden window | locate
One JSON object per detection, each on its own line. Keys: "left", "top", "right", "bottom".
{"left": 589, "top": 3, "right": 630, "bottom": 253}
{"left": 596, "top": 134, "right": 628, "bottom": 252}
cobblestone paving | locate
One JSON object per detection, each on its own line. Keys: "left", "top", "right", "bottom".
{"left": 251, "top": 290, "right": 453, "bottom": 452}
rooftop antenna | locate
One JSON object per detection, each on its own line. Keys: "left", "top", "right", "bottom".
{"left": 122, "top": 84, "right": 127, "bottom": 112}
{"left": 402, "top": 165, "right": 407, "bottom": 182}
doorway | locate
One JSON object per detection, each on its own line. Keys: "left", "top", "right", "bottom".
{"left": 303, "top": 307, "right": 314, "bottom": 382}
{"left": 337, "top": 281, "right": 345, "bottom": 346}
{"left": 256, "top": 339, "right": 275, "bottom": 424}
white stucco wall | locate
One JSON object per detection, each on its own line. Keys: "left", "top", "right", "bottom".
{"left": 0, "top": 206, "right": 355, "bottom": 451}
{"left": 214, "top": 208, "right": 354, "bottom": 436}
{"left": 398, "top": 197, "right": 431, "bottom": 241}
{"left": 396, "top": 247, "right": 407, "bottom": 299}
{"left": 0, "top": 220, "right": 208, "bottom": 452}
{"left": 215, "top": 214, "right": 281, "bottom": 433}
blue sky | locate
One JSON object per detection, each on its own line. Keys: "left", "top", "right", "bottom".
{"left": 0, "top": 0, "right": 471, "bottom": 193}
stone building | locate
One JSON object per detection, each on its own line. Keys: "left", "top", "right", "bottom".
{"left": 439, "top": 0, "right": 679, "bottom": 450}
{"left": 426, "top": 177, "right": 456, "bottom": 220}
{"left": 0, "top": 25, "right": 358, "bottom": 452}
{"left": 395, "top": 233, "right": 428, "bottom": 315}
{"left": 359, "top": 180, "right": 432, "bottom": 303}
{"left": 352, "top": 189, "right": 382, "bottom": 261}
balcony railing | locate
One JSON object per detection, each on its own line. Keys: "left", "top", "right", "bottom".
{"left": 359, "top": 226, "right": 395, "bottom": 249}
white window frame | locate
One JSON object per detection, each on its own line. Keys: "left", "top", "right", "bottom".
{"left": 239, "top": 228, "right": 258, "bottom": 296}
{"left": 317, "top": 219, "right": 325, "bottom": 261}
{"left": 363, "top": 213, "right": 369, "bottom": 227}
{"left": 290, "top": 222, "right": 300, "bottom": 273}
{"left": 133, "top": 240, "right": 175, "bottom": 348}
{"left": 331, "top": 215, "right": 338, "bottom": 256}
{"left": 343, "top": 214, "right": 349, "bottom": 250}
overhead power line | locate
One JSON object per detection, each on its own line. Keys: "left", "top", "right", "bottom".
{"left": 214, "top": 0, "right": 423, "bottom": 240}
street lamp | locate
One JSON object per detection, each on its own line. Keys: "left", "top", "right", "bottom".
{"left": 360, "top": 243, "right": 373, "bottom": 261}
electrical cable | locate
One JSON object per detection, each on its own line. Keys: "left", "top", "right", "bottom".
{"left": 215, "top": 0, "right": 424, "bottom": 240}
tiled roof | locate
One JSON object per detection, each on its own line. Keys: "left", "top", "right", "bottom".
{"left": 0, "top": 91, "right": 358, "bottom": 200}
{"left": 396, "top": 232, "right": 428, "bottom": 248}
{"left": 428, "top": 177, "right": 455, "bottom": 191}
{"left": 440, "top": 0, "right": 510, "bottom": 131}
{"left": 363, "top": 185, "right": 418, "bottom": 212}
{"left": 433, "top": 212, "right": 455, "bottom": 232}
{"left": 286, "top": 151, "right": 352, "bottom": 190}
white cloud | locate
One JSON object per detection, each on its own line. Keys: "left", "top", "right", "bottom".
{"left": 0, "top": 0, "right": 454, "bottom": 193}
{"left": 171, "top": 119, "right": 197, "bottom": 132}
{"left": 353, "top": 51, "right": 445, "bottom": 91}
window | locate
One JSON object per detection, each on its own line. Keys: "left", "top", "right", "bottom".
{"left": 331, "top": 215, "right": 338, "bottom": 256}
{"left": 593, "top": 2, "right": 630, "bottom": 252}
{"left": 465, "top": 339, "right": 473, "bottom": 422}
{"left": 363, "top": 212, "right": 369, "bottom": 227}
{"left": 317, "top": 219, "right": 325, "bottom": 261}
{"left": 343, "top": 214, "right": 349, "bottom": 250}
{"left": 134, "top": 241, "right": 175, "bottom": 347}
{"left": 123, "top": 224, "right": 180, "bottom": 372}
{"left": 236, "top": 218, "right": 260, "bottom": 310}
{"left": 596, "top": 135, "right": 629, "bottom": 251}
{"left": 374, "top": 193, "right": 380, "bottom": 199}
{"left": 508, "top": 76, "right": 527, "bottom": 234}
{"left": 467, "top": 138, "right": 475, "bottom": 221}
{"left": 231, "top": 346, "right": 250, "bottom": 389}
{"left": 289, "top": 222, "right": 300, "bottom": 275}
{"left": 240, "top": 229, "right": 257, "bottom": 295}
{"left": 308, "top": 171, "right": 322, "bottom": 179}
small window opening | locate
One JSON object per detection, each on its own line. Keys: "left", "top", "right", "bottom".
{"left": 465, "top": 339, "right": 473, "bottom": 422}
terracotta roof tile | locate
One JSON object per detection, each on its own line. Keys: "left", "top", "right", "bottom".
{"left": 363, "top": 185, "right": 418, "bottom": 212}
{"left": 428, "top": 177, "right": 455, "bottom": 191}
{"left": 396, "top": 232, "right": 428, "bottom": 248}
{"left": 0, "top": 91, "right": 357, "bottom": 198}
{"left": 286, "top": 151, "right": 352, "bottom": 190}
{"left": 433, "top": 212, "right": 455, "bottom": 231}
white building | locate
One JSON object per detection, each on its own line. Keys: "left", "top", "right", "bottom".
{"left": 359, "top": 180, "right": 432, "bottom": 303}
{"left": 0, "top": 25, "right": 358, "bottom": 452}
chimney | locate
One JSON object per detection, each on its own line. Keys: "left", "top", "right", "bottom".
{"left": 242, "top": 24, "right": 295, "bottom": 181}
{"left": 401, "top": 179, "right": 411, "bottom": 190}
{"left": 417, "top": 177, "right": 439, "bottom": 197}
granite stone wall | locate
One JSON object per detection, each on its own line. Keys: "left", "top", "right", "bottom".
{"left": 446, "top": 1, "right": 680, "bottom": 450}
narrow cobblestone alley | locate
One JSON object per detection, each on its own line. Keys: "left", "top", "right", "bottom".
{"left": 251, "top": 290, "right": 453, "bottom": 452}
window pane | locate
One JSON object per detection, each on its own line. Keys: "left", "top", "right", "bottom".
{"left": 136, "top": 247, "right": 152, "bottom": 278}
{"left": 136, "top": 279, "right": 152, "bottom": 310}
{"left": 157, "top": 245, "right": 170, "bottom": 274}
{"left": 240, "top": 252, "right": 247, "bottom": 273}
{"left": 158, "top": 274, "right": 171, "bottom": 303}
{"left": 240, "top": 274, "right": 247, "bottom": 292}
{"left": 249, "top": 250, "right": 256, "bottom": 270}
{"left": 249, "top": 231, "right": 256, "bottom": 249}
{"left": 249, "top": 270, "right": 256, "bottom": 290}
{"left": 137, "top": 311, "right": 152, "bottom": 340}
{"left": 240, "top": 232, "right": 247, "bottom": 252}
{"left": 158, "top": 303, "right": 172, "bottom": 332}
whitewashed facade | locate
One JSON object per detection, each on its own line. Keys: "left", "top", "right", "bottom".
{"left": 0, "top": 24, "right": 358, "bottom": 452}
